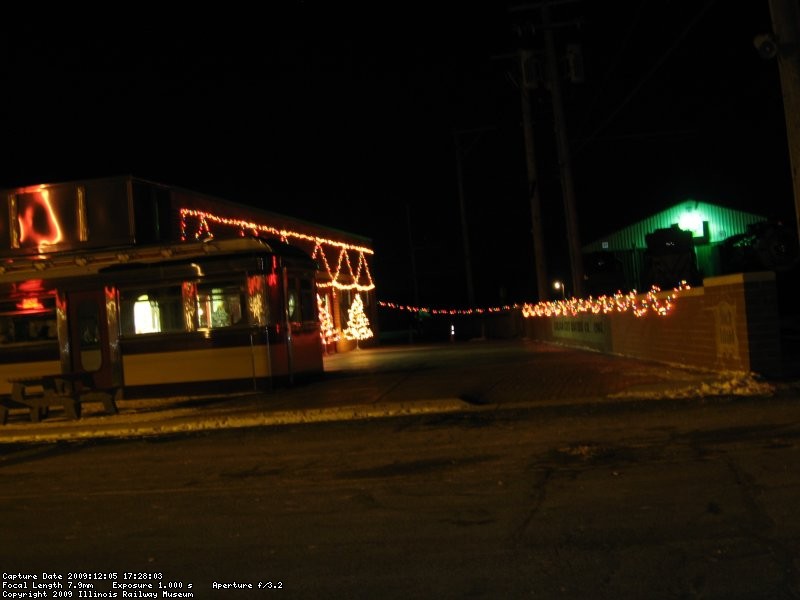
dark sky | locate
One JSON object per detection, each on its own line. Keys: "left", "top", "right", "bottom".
{"left": 0, "top": 1, "right": 792, "bottom": 307}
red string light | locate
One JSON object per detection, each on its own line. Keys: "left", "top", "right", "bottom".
{"left": 379, "top": 283, "right": 689, "bottom": 319}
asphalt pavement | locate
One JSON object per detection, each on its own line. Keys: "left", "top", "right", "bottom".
{"left": 0, "top": 339, "right": 792, "bottom": 444}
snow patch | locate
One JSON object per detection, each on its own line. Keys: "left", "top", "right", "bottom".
{"left": 609, "top": 371, "right": 775, "bottom": 400}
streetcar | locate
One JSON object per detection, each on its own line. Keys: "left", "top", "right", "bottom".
{"left": 0, "top": 236, "right": 323, "bottom": 400}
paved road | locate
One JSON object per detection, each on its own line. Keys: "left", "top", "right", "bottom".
{"left": 0, "top": 340, "right": 785, "bottom": 444}
{"left": 2, "top": 378, "right": 800, "bottom": 598}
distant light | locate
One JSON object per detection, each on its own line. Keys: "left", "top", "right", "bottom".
{"left": 678, "top": 211, "right": 704, "bottom": 237}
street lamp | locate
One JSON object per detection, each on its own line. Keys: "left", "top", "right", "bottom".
{"left": 553, "top": 280, "right": 566, "bottom": 300}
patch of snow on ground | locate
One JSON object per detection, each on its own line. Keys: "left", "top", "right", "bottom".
{"left": 609, "top": 371, "right": 776, "bottom": 400}
{"left": 693, "top": 372, "right": 776, "bottom": 398}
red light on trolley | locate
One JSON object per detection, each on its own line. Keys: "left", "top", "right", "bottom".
{"left": 16, "top": 297, "right": 44, "bottom": 311}
{"left": 18, "top": 188, "right": 64, "bottom": 252}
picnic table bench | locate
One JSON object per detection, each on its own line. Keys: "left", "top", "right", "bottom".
{"left": 0, "top": 372, "right": 120, "bottom": 425}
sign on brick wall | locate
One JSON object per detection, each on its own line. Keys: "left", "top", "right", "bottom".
{"left": 713, "top": 300, "right": 740, "bottom": 361}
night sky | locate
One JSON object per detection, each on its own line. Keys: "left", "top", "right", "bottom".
{"left": 0, "top": 1, "right": 792, "bottom": 308}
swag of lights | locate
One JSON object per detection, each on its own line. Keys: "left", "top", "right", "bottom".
{"left": 379, "top": 301, "right": 521, "bottom": 316}
{"left": 179, "top": 208, "right": 682, "bottom": 318}
{"left": 311, "top": 242, "right": 374, "bottom": 292}
{"left": 179, "top": 209, "right": 375, "bottom": 292}
{"left": 379, "top": 284, "right": 688, "bottom": 319}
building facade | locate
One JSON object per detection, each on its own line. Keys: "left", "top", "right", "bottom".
{"left": 581, "top": 199, "right": 788, "bottom": 294}
{"left": 0, "top": 176, "right": 376, "bottom": 400}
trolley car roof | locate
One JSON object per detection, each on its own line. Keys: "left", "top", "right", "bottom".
{"left": 0, "top": 237, "right": 315, "bottom": 285}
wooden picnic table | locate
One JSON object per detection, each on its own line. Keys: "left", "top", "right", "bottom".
{"left": 1, "top": 372, "right": 120, "bottom": 425}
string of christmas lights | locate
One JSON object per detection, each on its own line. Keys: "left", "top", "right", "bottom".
{"left": 378, "top": 301, "right": 521, "bottom": 316}
{"left": 312, "top": 242, "right": 375, "bottom": 292}
{"left": 317, "top": 293, "right": 340, "bottom": 345}
{"left": 180, "top": 208, "right": 375, "bottom": 292}
{"left": 178, "top": 208, "right": 686, "bottom": 320}
{"left": 342, "top": 293, "right": 374, "bottom": 348}
{"left": 379, "top": 284, "right": 689, "bottom": 319}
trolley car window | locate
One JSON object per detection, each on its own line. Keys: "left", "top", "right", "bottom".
{"left": 120, "top": 286, "right": 185, "bottom": 335}
{"left": 300, "top": 277, "right": 315, "bottom": 323}
{"left": 197, "top": 283, "right": 243, "bottom": 329}
{"left": 246, "top": 274, "right": 268, "bottom": 326}
{"left": 132, "top": 295, "right": 160, "bottom": 334}
{"left": 120, "top": 281, "right": 245, "bottom": 335}
{"left": 287, "top": 288, "right": 299, "bottom": 322}
{"left": 77, "top": 299, "right": 102, "bottom": 371}
{"left": 286, "top": 275, "right": 316, "bottom": 324}
{"left": 0, "top": 296, "right": 57, "bottom": 345}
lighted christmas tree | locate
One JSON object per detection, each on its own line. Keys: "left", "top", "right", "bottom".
{"left": 317, "top": 294, "right": 340, "bottom": 350}
{"left": 343, "top": 293, "right": 373, "bottom": 349}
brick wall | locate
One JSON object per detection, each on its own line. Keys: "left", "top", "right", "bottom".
{"left": 519, "top": 271, "right": 782, "bottom": 377}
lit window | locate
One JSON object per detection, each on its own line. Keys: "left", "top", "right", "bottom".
{"left": 120, "top": 287, "right": 188, "bottom": 335}
{"left": 134, "top": 294, "right": 161, "bottom": 334}
{"left": 197, "top": 284, "right": 243, "bottom": 329}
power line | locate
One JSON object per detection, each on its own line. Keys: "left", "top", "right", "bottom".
{"left": 581, "top": 0, "right": 649, "bottom": 128}
{"left": 575, "top": 0, "right": 718, "bottom": 157}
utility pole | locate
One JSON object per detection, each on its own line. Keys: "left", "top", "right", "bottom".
{"left": 406, "top": 203, "right": 420, "bottom": 343}
{"left": 766, "top": 0, "right": 800, "bottom": 243}
{"left": 518, "top": 49, "right": 550, "bottom": 302}
{"left": 454, "top": 131, "right": 476, "bottom": 308}
{"left": 511, "top": 0, "right": 585, "bottom": 298}
{"left": 405, "top": 203, "right": 420, "bottom": 307}
{"left": 453, "top": 127, "right": 493, "bottom": 307}
{"left": 542, "top": 3, "right": 584, "bottom": 298}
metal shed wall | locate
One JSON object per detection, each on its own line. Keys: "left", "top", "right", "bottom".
{"left": 582, "top": 199, "right": 768, "bottom": 290}
{"left": 583, "top": 199, "right": 766, "bottom": 252}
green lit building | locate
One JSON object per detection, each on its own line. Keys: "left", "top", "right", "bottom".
{"left": 581, "top": 199, "right": 786, "bottom": 293}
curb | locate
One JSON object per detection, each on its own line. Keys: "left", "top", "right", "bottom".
{"left": 0, "top": 398, "right": 470, "bottom": 444}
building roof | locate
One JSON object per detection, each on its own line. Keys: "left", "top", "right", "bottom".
{"left": 583, "top": 199, "right": 767, "bottom": 252}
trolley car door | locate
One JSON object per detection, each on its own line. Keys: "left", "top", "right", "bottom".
{"left": 67, "top": 289, "right": 114, "bottom": 388}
